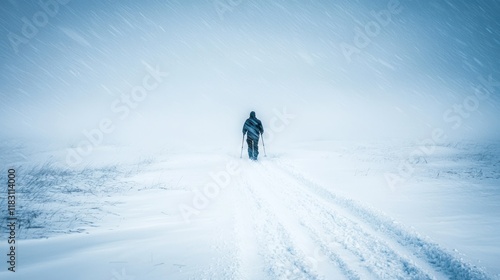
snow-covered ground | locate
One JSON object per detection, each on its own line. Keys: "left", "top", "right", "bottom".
{"left": 1, "top": 140, "right": 499, "bottom": 279}
{"left": 1, "top": 1, "right": 499, "bottom": 279}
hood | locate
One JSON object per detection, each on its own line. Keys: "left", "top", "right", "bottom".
{"left": 250, "top": 111, "right": 256, "bottom": 118}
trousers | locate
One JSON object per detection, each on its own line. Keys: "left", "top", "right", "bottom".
{"left": 246, "top": 138, "right": 259, "bottom": 160}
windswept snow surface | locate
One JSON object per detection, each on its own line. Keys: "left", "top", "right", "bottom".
{"left": 0, "top": 141, "right": 498, "bottom": 279}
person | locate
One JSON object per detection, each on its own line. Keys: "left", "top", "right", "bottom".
{"left": 242, "top": 111, "right": 264, "bottom": 160}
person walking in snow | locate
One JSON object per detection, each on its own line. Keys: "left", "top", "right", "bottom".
{"left": 242, "top": 111, "right": 264, "bottom": 160}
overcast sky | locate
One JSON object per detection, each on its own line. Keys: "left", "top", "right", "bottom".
{"left": 1, "top": 0, "right": 499, "bottom": 150}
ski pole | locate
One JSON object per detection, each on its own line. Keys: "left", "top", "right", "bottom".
{"left": 240, "top": 134, "right": 244, "bottom": 158}
{"left": 261, "top": 134, "right": 267, "bottom": 157}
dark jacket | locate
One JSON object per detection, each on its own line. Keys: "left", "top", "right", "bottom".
{"left": 242, "top": 111, "right": 264, "bottom": 140}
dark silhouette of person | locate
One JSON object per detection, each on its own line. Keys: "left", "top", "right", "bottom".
{"left": 242, "top": 111, "right": 264, "bottom": 160}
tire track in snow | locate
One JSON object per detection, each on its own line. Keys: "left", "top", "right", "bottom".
{"left": 240, "top": 163, "right": 363, "bottom": 280}
{"left": 233, "top": 173, "right": 267, "bottom": 280}
{"left": 272, "top": 159, "right": 490, "bottom": 280}
{"left": 252, "top": 161, "right": 433, "bottom": 280}
{"left": 235, "top": 164, "right": 322, "bottom": 280}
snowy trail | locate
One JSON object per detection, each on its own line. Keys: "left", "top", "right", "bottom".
{"left": 0, "top": 152, "right": 493, "bottom": 280}
{"left": 221, "top": 157, "right": 490, "bottom": 280}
